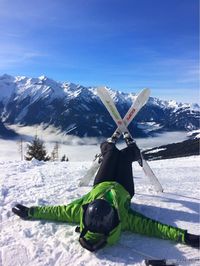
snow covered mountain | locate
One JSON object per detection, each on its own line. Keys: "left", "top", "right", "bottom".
{"left": 0, "top": 74, "right": 199, "bottom": 138}
{"left": 0, "top": 119, "right": 18, "bottom": 139}
{"left": 143, "top": 138, "right": 200, "bottom": 161}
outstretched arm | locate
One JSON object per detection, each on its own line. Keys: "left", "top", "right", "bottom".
{"left": 12, "top": 197, "right": 84, "bottom": 224}
{"left": 126, "top": 209, "right": 199, "bottom": 248}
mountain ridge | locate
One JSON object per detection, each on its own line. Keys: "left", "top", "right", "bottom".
{"left": 0, "top": 74, "right": 199, "bottom": 138}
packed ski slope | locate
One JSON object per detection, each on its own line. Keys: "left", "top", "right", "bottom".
{"left": 1, "top": 156, "right": 200, "bottom": 266}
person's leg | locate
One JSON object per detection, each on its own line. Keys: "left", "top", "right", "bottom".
{"left": 115, "top": 145, "right": 137, "bottom": 197}
{"left": 93, "top": 142, "right": 120, "bottom": 186}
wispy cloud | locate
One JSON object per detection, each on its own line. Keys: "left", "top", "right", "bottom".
{"left": 176, "top": 68, "right": 199, "bottom": 84}
{"left": 0, "top": 43, "right": 47, "bottom": 70}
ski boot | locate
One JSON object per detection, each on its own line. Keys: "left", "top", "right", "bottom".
{"left": 107, "top": 131, "right": 121, "bottom": 144}
{"left": 94, "top": 153, "right": 103, "bottom": 164}
{"left": 123, "top": 132, "right": 136, "bottom": 146}
{"left": 123, "top": 132, "right": 143, "bottom": 166}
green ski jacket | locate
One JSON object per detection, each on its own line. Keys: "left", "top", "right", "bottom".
{"left": 29, "top": 181, "right": 186, "bottom": 247}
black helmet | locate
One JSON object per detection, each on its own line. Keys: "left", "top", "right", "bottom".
{"left": 83, "top": 199, "right": 118, "bottom": 234}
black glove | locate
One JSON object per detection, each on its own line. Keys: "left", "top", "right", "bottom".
{"left": 185, "top": 232, "right": 200, "bottom": 248}
{"left": 12, "top": 204, "right": 30, "bottom": 220}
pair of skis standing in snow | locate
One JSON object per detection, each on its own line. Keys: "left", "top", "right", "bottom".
{"left": 12, "top": 88, "right": 199, "bottom": 265}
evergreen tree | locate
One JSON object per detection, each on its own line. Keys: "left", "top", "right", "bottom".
{"left": 61, "top": 155, "right": 66, "bottom": 162}
{"left": 25, "top": 136, "right": 50, "bottom": 161}
{"left": 61, "top": 155, "right": 69, "bottom": 162}
{"left": 51, "top": 142, "right": 59, "bottom": 161}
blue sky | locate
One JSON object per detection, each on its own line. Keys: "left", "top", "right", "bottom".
{"left": 0, "top": 0, "right": 199, "bottom": 103}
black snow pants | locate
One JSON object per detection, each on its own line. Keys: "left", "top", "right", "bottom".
{"left": 93, "top": 141, "right": 139, "bottom": 198}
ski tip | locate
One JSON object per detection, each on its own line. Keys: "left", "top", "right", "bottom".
{"left": 155, "top": 188, "right": 164, "bottom": 193}
{"left": 97, "top": 86, "right": 107, "bottom": 92}
{"left": 142, "top": 88, "right": 151, "bottom": 99}
{"left": 143, "top": 87, "right": 151, "bottom": 93}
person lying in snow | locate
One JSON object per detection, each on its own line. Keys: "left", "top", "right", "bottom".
{"left": 12, "top": 135, "right": 199, "bottom": 252}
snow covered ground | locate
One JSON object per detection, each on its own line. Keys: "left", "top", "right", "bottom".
{"left": 1, "top": 155, "right": 200, "bottom": 266}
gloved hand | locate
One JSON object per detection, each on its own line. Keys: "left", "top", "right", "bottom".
{"left": 12, "top": 204, "right": 30, "bottom": 220}
{"left": 185, "top": 232, "right": 200, "bottom": 248}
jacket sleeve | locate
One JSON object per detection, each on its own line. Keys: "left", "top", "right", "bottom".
{"left": 29, "top": 197, "right": 84, "bottom": 224}
{"left": 126, "top": 209, "right": 186, "bottom": 243}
